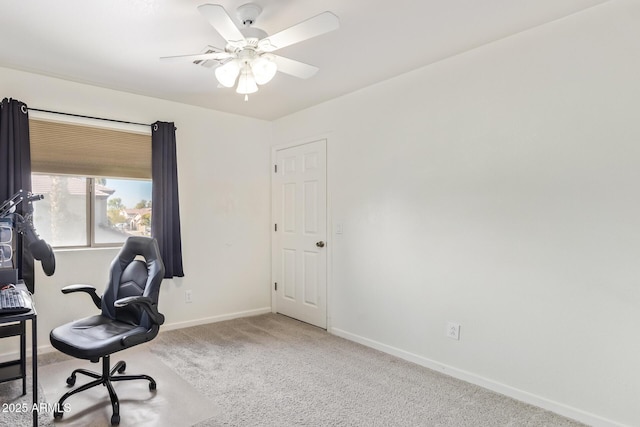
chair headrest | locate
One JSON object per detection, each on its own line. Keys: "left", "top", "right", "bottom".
{"left": 118, "top": 236, "right": 163, "bottom": 265}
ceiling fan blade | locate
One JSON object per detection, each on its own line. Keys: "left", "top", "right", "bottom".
{"left": 160, "top": 52, "right": 232, "bottom": 62}
{"left": 273, "top": 55, "right": 319, "bottom": 79}
{"left": 259, "top": 11, "right": 339, "bottom": 52}
{"left": 197, "top": 4, "right": 245, "bottom": 45}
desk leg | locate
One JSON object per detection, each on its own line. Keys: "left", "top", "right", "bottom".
{"left": 31, "top": 316, "right": 37, "bottom": 427}
{"left": 21, "top": 320, "right": 26, "bottom": 395}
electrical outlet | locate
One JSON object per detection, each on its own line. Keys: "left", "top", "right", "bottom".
{"left": 446, "top": 322, "right": 460, "bottom": 340}
{"left": 185, "top": 290, "right": 193, "bottom": 304}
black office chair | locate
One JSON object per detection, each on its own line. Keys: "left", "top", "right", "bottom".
{"left": 49, "top": 236, "right": 165, "bottom": 425}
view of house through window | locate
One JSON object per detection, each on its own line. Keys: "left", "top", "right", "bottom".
{"left": 32, "top": 174, "right": 152, "bottom": 247}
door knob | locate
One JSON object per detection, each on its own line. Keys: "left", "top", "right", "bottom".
{"left": 316, "top": 241, "right": 325, "bottom": 248}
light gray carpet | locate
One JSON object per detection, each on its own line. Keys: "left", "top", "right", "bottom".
{"left": 38, "top": 347, "right": 214, "bottom": 426}
{"left": 2, "top": 314, "right": 586, "bottom": 426}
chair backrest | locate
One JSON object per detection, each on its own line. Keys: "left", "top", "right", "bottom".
{"left": 101, "top": 236, "right": 165, "bottom": 329}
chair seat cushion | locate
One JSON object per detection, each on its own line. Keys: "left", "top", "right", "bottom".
{"left": 50, "top": 315, "right": 154, "bottom": 360}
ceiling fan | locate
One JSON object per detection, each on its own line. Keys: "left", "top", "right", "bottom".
{"left": 161, "top": 3, "right": 340, "bottom": 100}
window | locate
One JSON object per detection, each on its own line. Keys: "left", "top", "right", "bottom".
{"left": 94, "top": 178, "right": 152, "bottom": 245}
{"left": 28, "top": 118, "right": 152, "bottom": 248}
{"left": 31, "top": 175, "right": 152, "bottom": 247}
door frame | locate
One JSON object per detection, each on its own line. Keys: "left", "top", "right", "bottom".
{"left": 271, "top": 136, "right": 332, "bottom": 330}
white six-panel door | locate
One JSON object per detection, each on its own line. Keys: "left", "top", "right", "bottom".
{"left": 272, "top": 139, "right": 327, "bottom": 328}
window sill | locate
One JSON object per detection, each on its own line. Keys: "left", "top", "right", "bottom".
{"left": 52, "top": 246, "right": 122, "bottom": 254}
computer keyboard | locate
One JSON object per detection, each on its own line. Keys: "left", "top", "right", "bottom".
{"left": 0, "top": 286, "right": 32, "bottom": 314}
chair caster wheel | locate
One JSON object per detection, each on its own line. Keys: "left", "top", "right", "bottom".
{"left": 111, "top": 414, "right": 120, "bottom": 425}
{"left": 66, "top": 375, "right": 76, "bottom": 386}
{"left": 117, "top": 362, "right": 126, "bottom": 374}
{"left": 149, "top": 381, "right": 157, "bottom": 390}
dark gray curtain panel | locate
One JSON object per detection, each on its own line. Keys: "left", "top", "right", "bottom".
{"left": 151, "top": 121, "right": 184, "bottom": 278}
{"left": 0, "top": 98, "right": 35, "bottom": 292}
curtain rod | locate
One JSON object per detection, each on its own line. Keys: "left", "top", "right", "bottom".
{"left": 28, "top": 107, "right": 151, "bottom": 127}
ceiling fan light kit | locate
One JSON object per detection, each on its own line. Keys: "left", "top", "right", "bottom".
{"left": 161, "top": 3, "right": 339, "bottom": 101}
{"left": 215, "top": 60, "right": 240, "bottom": 87}
{"left": 251, "top": 54, "right": 277, "bottom": 85}
{"left": 237, "top": 67, "right": 259, "bottom": 100}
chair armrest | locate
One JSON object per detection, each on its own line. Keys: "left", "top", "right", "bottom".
{"left": 114, "top": 296, "right": 165, "bottom": 326}
{"left": 61, "top": 284, "right": 102, "bottom": 309}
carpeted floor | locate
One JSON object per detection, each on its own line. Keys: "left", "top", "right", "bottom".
{"left": 37, "top": 347, "right": 215, "bottom": 426}
{"left": 2, "top": 314, "right": 586, "bottom": 426}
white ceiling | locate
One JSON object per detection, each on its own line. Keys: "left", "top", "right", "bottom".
{"left": 0, "top": 0, "right": 611, "bottom": 121}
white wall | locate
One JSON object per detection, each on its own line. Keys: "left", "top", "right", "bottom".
{"left": 0, "top": 66, "right": 273, "bottom": 355}
{"left": 3, "top": 1, "right": 640, "bottom": 425}
{"left": 273, "top": 1, "right": 640, "bottom": 426}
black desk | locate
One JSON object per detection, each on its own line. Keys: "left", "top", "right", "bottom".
{"left": 0, "top": 283, "right": 38, "bottom": 427}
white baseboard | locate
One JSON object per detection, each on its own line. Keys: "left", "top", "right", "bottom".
{"left": 160, "top": 306, "right": 272, "bottom": 332}
{"left": 330, "top": 327, "right": 624, "bottom": 427}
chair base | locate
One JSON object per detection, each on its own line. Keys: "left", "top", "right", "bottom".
{"left": 52, "top": 354, "right": 157, "bottom": 425}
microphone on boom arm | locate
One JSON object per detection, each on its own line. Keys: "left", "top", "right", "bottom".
{"left": 21, "top": 219, "right": 55, "bottom": 276}
{"left": 0, "top": 189, "right": 56, "bottom": 276}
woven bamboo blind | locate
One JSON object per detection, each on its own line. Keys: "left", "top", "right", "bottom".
{"left": 29, "top": 119, "right": 151, "bottom": 179}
